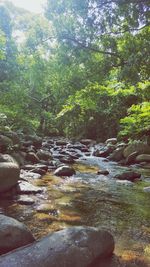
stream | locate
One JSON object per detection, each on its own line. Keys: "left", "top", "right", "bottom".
{"left": 0, "top": 143, "right": 150, "bottom": 266}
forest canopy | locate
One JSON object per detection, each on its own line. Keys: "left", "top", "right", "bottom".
{"left": 0, "top": 0, "right": 150, "bottom": 141}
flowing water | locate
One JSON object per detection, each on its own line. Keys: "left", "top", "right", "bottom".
{"left": 0, "top": 153, "right": 150, "bottom": 266}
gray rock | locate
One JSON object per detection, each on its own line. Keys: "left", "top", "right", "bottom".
{"left": 0, "top": 226, "right": 114, "bottom": 267}
{"left": 0, "top": 154, "right": 17, "bottom": 163}
{"left": 123, "top": 143, "right": 150, "bottom": 158}
{"left": 54, "top": 165, "right": 76, "bottom": 176}
{"left": 108, "top": 148, "right": 124, "bottom": 162}
{"left": 0, "top": 162, "right": 20, "bottom": 193}
{"left": 135, "top": 154, "right": 150, "bottom": 163}
{"left": 17, "top": 181, "right": 43, "bottom": 194}
{"left": 0, "top": 215, "right": 35, "bottom": 255}
{"left": 16, "top": 196, "right": 35, "bottom": 205}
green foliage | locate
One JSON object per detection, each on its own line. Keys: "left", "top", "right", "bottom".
{"left": 120, "top": 102, "right": 150, "bottom": 139}
{"left": 57, "top": 82, "right": 138, "bottom": 139}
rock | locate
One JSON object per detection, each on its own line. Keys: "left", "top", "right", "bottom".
{"left": 16, "top": 196, "right": 35, "bottom": 205}
{"left": 24, "top": 135, "right": 42, "bottom": 149}
{"left": 17, "top": 181, "right": 43, "bottom": 194}
{"left": 25, "top": 152, "right": 39, "bottom": 164}
{"left": 114, "top": 171, "right": 141, "bottom": 181}
{"left": 80, "top": 139, "right": 93, "bottom": 145}
{"left": 54, "top": 165, "right": 76, "bottom": 176}
{"left": 123, "top": 143, "right": 150, "bottom": 158}
{"left": 97, "top": 169, "right": 109, "bottom": 175}
{"left": 36, "top": 150, "right": 52, "bottom": 161}
{"left": 5, "top": 131, "right": 20, "bottom": 146}
{"left": 0, "top": 226, "right": 114, "bottom": 267}
{"left": 0, "top": 214, "right": 35, "bottom": 255}
{"left": 60, "top": 156, "right": 75, "bottom": 164}
{"left": 0, "top": 154, "right": 17, "bottom": 163}
{"left": 125, "top": 151, "right": 139, "bottom": 165}
{"left": 11, "top": 152, "right": 25, "bottom": 166}
{"left": 20, "top": 170, "right": 42, "bottom": 180}
{"left": 56, "top": 140, "right": 68, "bottom": 146}
{"left": 135, "top": 154, "right": 150, "bottom": 163}
{"left": 0, "top": 135, "right": 13, "bottom": 153}
{"left": 0, "top": 162, "right": 20, "bottom": 193}
{"left": 36, "top": 204, "right": 58, "bottom": 215}
{"left": 106, "top": 138, "right": 117, "bottom": 145}
{"left": 108, "top": 148, "right": 124, "bottom": 162}
{"left": 143, "top": 187, "right": 150, "bottom": 192}
{"left": 93, "top": 147, "right": 112, "bottom": 157}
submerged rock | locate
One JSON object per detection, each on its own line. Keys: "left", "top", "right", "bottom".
{"left": 0, "top": 227, "right": 114, "bottom": 267}
{"left": 0, "top": 215, "right": 35, "bottom": 255}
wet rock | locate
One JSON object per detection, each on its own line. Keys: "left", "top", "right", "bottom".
{"left": 123, "top": 143, "right": 150, "bottom": 158}
{"left": 97, "top": 169, "right": 109, "bottom": 175}
{"left": 26, "top": 152, "right": 39, "bottom": 164}
{"left": 114, "top": 171, "right": 141, "bottom": 181}
{"left": 106, "top": 138, "right": 117, "bottom": 145}
{"left": 0, "top": 226, "right": 114, "bottom": 267}
{"left": 56, "top": 140, "right": 68, "bottom": 146}
{"left": 54, "top": 165, "right": 76, "bottom": 176}
{"left": 0, "top": 214, "right": 35, "bottom": 255}
{"left": 93, "top": 147, "right": 112, "bottom": 157}
{"left": 80, "top": 139, "right": 93, "bottom": 145}
{"left": 135, "top": 154, "right": 150, "bottom": 163}
{"left": 17, "top": 181, "right": 43, "bottom": 194}
{"left": 16, "top": 196, "right": 35, "bottom": 205}
{"left": 36, "top": 204, "right": 58, "bottom": 215}
{"left": 125, "top": 151, "right": 139, "bottom": 165}
{"left": 36, "top": 150, "right": 52, "bottom": 161}
{"left": 0, "top": 162, "right": 20, "bottom": 193}
{"left": 60, "top": 156, "right": 75, "bottom": 164}
{"left": 20, "top": 170, "right": 42, "bottom": 180}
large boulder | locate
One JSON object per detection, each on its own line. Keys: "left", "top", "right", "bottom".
{"left": 0, "top": 215, "right": 35, "bottom": 255}
{"left": 0, "top": 161, "right": 20, "bottom": 193}
{"left": 54, "top": 165, "right": 76, "bottom": 176}
{"left": 0, "top": 226, "right": 114, "bottom": 267}
{"left": 135, "top": 154, "right": 150, "bottom": 163}
{"left": 123, "top": 143, "right": 150, "bottom": 158}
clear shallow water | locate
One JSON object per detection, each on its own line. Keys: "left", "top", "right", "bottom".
{"left": 0, "top": 155, "right": 150, "bottom": 266}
